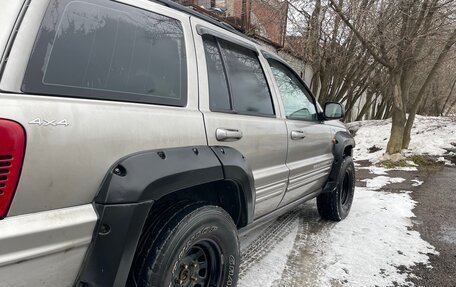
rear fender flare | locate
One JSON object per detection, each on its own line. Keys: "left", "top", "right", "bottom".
{"left": 77, "top": 145, "right": 254, "bottom": 287}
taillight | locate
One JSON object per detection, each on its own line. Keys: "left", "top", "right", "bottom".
{"left": 0, "top": 119, "right": 25, "bottom": 218}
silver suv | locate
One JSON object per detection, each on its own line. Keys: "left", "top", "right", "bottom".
{"left": 0, "top": 0, "right": 355, "bottom": 286}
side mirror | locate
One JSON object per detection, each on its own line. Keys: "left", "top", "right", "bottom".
{"left": 324, "top": 102, "right": 345, "bottom": 120}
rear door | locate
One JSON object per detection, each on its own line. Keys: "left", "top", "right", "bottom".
{"left": 266, "top": 59, "right": 333, "bottom": 207}
{"left": 191, "top": 18, "right": 289, "bottom": 219}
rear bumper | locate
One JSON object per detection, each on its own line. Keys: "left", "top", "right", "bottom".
{"left": 0, "top": 204, "right": 97, "bottom": 287}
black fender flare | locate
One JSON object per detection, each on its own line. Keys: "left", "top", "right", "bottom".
{"left": 76, "top": 145, "right": 254, "bottom": 287}
{"left": 322, "top": 131, "right": 355, "bottom": 194}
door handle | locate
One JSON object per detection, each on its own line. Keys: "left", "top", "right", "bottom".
{"left": 291, "top": 130, "right": 306, "bottom": 140}
{"left": 216, "top": 128, "right": 243, "bottom": 141}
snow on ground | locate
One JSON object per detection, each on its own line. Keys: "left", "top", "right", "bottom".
{"left": 358, "top": 166, "right": 417, "bottom": 175}
{"left": 238, "top": 222, "right": 299, "bottom": 287}
{"left": 238, "top": 168, "right": 437, "bottom": 287}
{"left": 361, "top": 176, "right": 405, "bottom": 190}
{"left": 348, "top": 115, "right": 456, "bottom": 162}
{"left": 411, "top": 179, "right": 424, "bottom": 187}
{"left": 308, "top": 188, "right": 437, "bottom": 287}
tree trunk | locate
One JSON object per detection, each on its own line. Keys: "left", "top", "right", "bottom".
{"left": 355, "top": 92, "right": 375, "bottom": 121}
{"left": 440, "top": 78, "right": 456, "bottom": 115}
{"left": 402, "top": 28, "right": 456, "bottom": 149}
{"left": 445, "top": 99, "right": 456, "bottom": 115}
{"left": 386, "top": 74, "right": 405, "bottom": 154}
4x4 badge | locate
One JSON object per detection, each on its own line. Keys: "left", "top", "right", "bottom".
{"left": 29, "top": 118, "right": 69, "bottom": 127}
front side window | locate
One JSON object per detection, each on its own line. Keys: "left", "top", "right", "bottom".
{"left": 23, "top": 0, "right": 187, "bottom": 106}
{"left": 202, "top": 36, "right": 274, "bottom": 116}
{"left": 268, "top": 60, "right": 317, "bottom": 121}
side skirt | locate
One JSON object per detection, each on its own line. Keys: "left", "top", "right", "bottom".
{"left": 238, "top": 189, "right": 321, "bottom": 236}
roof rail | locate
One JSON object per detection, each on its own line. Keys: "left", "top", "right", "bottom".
{"left": 148, "top": 0, "right": 254, "bottom": 42}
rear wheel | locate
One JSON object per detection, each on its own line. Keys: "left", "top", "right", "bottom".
{"left": 130, "top": 203, "right": 239, "bottom": 287}
{"left": 317, "top": 156, "right": 355, "bottom": 221}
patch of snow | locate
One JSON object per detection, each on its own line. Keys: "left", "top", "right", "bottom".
{"left": 314, "top": 188, "right": 438, "bottom": 287}
{"left": 239, "top": 222, "right": 272, "bottom": 251}
{"left": 362, "top": 176, "right": 406, "bottom": 190}
{"left": 406, "top": 160, "right": 418, "bottom": 166}
{"left": 411, "top": 179, "right": 424, "bottom": 187}
{"left": 406, "top": 116, "right": 456, "bottom": 156}
{"left": 348, "top": 119, "right": 391, "bottom": 163}
{"left": 436, "top": 156, "right": 455, "bottom": 166}
{"left": 361, "top": 166, "right": 388, "bottom": 175}
{"left": 358, "top": 166, "right": 417, "bottom": 175}
{"left": 394, "top": 166, "right": 418, "bottom": 171}
{"left": 238, "top": 220, "right": 298, "bottom": 287}
{"left": 348, "top": 115, "right": 456, "bottom": 162}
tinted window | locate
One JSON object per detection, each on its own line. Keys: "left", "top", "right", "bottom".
{"left": 269, "top": 60, "right": 317, "bottom": 121}
{"left": 202, "top": 35, "right": 231, "bottom": 111}
{"left": 220, "top": 40, "right": 274, "bottom": 116}
{"left": 23, "top": 0, "right": 187, "bottom": 106}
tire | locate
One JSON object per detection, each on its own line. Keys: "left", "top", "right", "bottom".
{"left": 317, "top": 156, "right": 355, "bottom": 221}
{"left": 130, "top": 203, "right": 240, "bottom": 287}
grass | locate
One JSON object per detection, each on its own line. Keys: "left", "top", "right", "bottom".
{"left": 378, "top": 154, "right": 444, "bottom": 174}
{"left": 380, "top": 159, "right": 409, "bottom": 168}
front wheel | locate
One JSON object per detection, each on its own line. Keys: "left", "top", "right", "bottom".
{"left": 317, "top": 156, "right": 355, "bottom": 221}
{"left": 130, "top": 203, "right": 239, "bottom": 287}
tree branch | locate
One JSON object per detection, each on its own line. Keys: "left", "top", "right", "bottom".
{"left": 328, "top": 0, "right": 392, "bottom": 68}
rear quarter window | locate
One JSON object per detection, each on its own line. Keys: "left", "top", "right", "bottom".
{"left": 22, "top": 0, "right": 187, "bottom": 106}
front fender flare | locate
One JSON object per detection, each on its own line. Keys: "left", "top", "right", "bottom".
{"left": 322, "top": 131, "right": 355, "bottom": 194}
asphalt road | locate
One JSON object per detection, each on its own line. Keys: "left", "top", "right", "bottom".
{"left": 409, "top": 167, "right": 456, "bottom": 287}
{"left": 357, "top": 164, "right": 456, "bottom": 286}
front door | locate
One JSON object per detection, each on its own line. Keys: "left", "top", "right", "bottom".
{"left": 266, "top": 59, "right": 333, "bottom": 207}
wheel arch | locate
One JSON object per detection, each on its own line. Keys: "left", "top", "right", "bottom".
{"left": 322, "top": 131, "right": 355, "bottom": 194}
{"left": 76, "top": 145, "right": 254, "bottom": 287}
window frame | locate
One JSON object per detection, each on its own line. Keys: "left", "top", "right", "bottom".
{"left": 20, "top": 0, "right": 189, "bottom": 107}
{"left": 265, "top": 56, "right": 321, "bottom": 122}
{"left": 201, "top": 33, "right": 276, "bottom": 118}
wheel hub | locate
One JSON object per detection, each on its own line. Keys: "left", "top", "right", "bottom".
{"left": 174, "top": 242, "right": 220, "bottom": 287}
{"left": 176, "top": 262, "right": 199, "bottom": 286}
{"left": 341, "top": 171, "right": 351, "bottom": 206}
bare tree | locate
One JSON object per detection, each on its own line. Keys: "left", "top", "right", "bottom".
{"left": 287, "top": 0, "right": 381, "bottom": 120}
{"left": 329, "top": 0, "right": 456, "bottom": 154}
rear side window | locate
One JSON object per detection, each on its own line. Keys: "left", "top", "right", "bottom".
{"left": 202, "top": 35, "right": 274, "bottom": 116}
{"left": 23, "top": 0, "right": 187, "bottom": 106}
